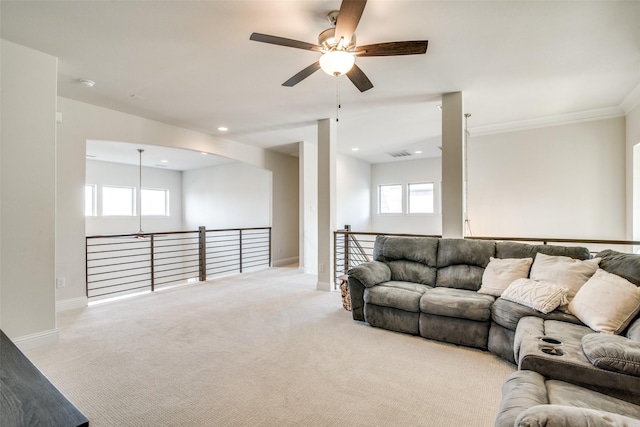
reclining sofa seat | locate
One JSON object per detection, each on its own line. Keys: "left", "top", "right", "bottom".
{"left": 348, "top": 235, "right": 592, "bottom": 358}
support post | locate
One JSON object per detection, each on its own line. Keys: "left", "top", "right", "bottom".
{"left": 317, "top": 118, "right": 336, "bottom": 291}
{"left": 441, "top": 92, "right": 465, "bottom": 238}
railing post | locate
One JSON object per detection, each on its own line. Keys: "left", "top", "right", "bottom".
{"left": 199, "top": 226, "right": 206, "bottom": 282}
{"left": 239, "top": 229, "right": 243, "bottom": 273}
{"left": 344, "top": 224, "right": 351, "bottom": 275}
{"left": 85, "top": 237, "right": 89, "bottom": 298}
{"left": 268, "top": 227, "right": 272, "bottom": 267}
{"left": 150, "top": 234, "right": 155, "bottom": 291}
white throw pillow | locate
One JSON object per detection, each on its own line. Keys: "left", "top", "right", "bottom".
{"left": 529, "top": 253, "right": 601, "bottom": 311}
{"left": 478, "top": 257, "right": 533, "bottom": 297}
{"left": 569, "top": 269, "right": 640, "bottom": 334}
{"left": 501, "top": 278, "right": 569, "bottom": 314}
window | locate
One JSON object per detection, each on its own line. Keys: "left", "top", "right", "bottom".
{"left": 379, "top": 184, "right": 402, "bottom": 214}
{"left": 102, "top": 186, "right": 135, "bottom": 216}
{"left": 408, "top": 182, "right": 434, "bottom": 214}
{"left": 141, "top": 188, "right": 169, "bottom": 216}
{"left": 85, "top": 184, "right": 96, "bottom": 216}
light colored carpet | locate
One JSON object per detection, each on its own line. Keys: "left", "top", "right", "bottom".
{"left": 26, "top": 267, "right": 515, "bottom": 426}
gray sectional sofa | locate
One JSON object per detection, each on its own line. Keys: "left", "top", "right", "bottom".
{"left": 347, "top": 235, "right": 640, "bottom": 424}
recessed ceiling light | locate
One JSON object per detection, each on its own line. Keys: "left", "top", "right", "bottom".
{"left": 160, "top": 160, "right": 169, "bottom": 163}
{"left": 201, "top": 152, "right": 208, "bottom": 156}
{"left": 415, "top": 150, "right": 422, "bottom": 154}
{"left": 218, "top": 126, "right": 228, "bottom": 132}
{"left": 78, "top": 79, "right": 95, "bottom": 88}
{"left": 352, "top": 148, "right": 359, "bottom": 151}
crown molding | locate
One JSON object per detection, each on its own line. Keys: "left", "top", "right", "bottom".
{"left": 621, "top": 81, "right": 640, "bottom": 114}
{"left": 469, "top": 106, "right": 626, "bottom": 137}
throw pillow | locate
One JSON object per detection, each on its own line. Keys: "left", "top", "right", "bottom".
{"left": 568, "top": 268, "right": 640, "bottom": 334}
{"left": 478, "top": 257, "right": 534, "bottom": 297}
{"left": 501, "top": 278, "right": 569, "bottom": 314}
{"left": 529, "top": 252, "right": 601, "bottom": 311}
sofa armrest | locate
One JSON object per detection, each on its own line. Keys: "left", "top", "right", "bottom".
{"left": 516, "top": 405, "right": 640, "bottom": 427}
{"left": 348, "top": 261, "right": 391, "bottom": 288}
{"left": 582, "top": 333, "right": 640, "bottom": 377}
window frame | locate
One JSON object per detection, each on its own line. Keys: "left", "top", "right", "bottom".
{"left": 407, "top": 182, "right": 435, "bottom": 215}
{"left": 141, "top": 187, "right": 170, "bottom": 217}
{"left": 101, "top": 185, "right": 136, "bottom": 217}
{"left": 378, "top": 183, "right": 403, "bottom": 215}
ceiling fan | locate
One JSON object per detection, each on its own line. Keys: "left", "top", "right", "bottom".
{"left": 249, "top": 0, "right": 428, "bottom": 92}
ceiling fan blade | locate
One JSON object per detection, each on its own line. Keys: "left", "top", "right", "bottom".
{"left": 250, "top": 32, "right": 321, "bottom": 52}
{"left": 335, "top": 0, "right": 367, "bottom": 46}
{"left": 282, "top": 62, "right": 321, "bottom": 87}
{"left": 346, "top": 64, "right": 373, "bottom": 92}
{"left": 355, "top": 41, "right": 429, "bottom": 57}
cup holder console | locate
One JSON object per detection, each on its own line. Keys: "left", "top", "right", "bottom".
{"left": 539, "top": 337, "right": 563, "bottom": 345}
{"left": 538, "top": 337, "right": 564, "bottom": 356}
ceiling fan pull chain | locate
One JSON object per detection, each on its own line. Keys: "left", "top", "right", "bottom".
{"left": 336, "top": 78, "right": 341, "bottom": 122}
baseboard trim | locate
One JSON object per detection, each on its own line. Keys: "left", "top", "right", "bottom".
{"left": 13, "top": 328, "right": 59, "bottom": 351}
{"left": 272, "top": 256, "right": 299, "bottom": 267}
{"left": 56, "top": 297, "right": 88, "bottom": 312}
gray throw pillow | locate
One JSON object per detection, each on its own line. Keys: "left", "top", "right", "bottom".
{"left": 581, "top": 333, "right": 640, "bottom": 377}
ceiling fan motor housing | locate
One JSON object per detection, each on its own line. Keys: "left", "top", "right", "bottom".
{"left": 319, "top": 28, "right": 356, "bottom": 51}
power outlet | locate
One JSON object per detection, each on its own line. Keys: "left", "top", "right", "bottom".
{"left": 56, "top": 277, "right": 65, "bottom": 288}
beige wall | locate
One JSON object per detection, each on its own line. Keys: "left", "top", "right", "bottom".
{"left": 468, "top": 117, "right": 626, "bottom": 239}
{"left": 1, "top": 40, "right": 58, "bottom": 345}
{"left": 56, "top": 97, "right": 298, "bottom": 308}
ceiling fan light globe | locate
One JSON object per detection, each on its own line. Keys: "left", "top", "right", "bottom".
{"left": 319, "top": 50, "right": 355, "bottom": 76}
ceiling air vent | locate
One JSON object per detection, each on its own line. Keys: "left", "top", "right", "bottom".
{"left": 386, "top": 150, "right": 412, "bottom": 158}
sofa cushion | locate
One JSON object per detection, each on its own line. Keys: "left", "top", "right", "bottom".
{"left": 373, "top": 235, "right": 438, "bottom": 266}
{"left": 419, "top": 287, "right": 495, "bottom": 321}
{"left": 491, "top": 297, "right": 583, "bottom": 331}
{"left": 596, "top": 249, "right": 640, "bottom": 287}
{"left": 529, "top": 253, "right": 601, "bottom": 311}
{"left": 569, "top": 268, "right": 640, "bottom": 334}
{"left": 496, "top": 241, "right": 591, "bottom": 260}
{"left": 386, "top": 260, "right": 437, "bottom": 286}
{"left": 436, "top": 239, "right": 495, "bottom": 291}
{"left": 582, "top": 333, "right": 640, "bottom": 377}
{"left": 478, "top": 257, "right": 534, "bottom": 297}
{"left": 501, "top": 278, "right": 568, "bottom": 314}
{"left": 628, "top": 318, "right": 640, "bottom": 342}
{"left": 348, "top": 261, "right": 391, "bottom": 288}
{"left": 546, "top": 380, "right": 640, "bottom": 417}
{"left": 514, "top": 405, "right": 640, "bottom": 427}
{"left": 363, "top": 281, "right": 431, "bottom": 313}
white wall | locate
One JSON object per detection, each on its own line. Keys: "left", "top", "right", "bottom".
{"left": 56, "top": 96, "right": 298, "bottom": 309}
{"left": 85, "top": 160, "right": 183, "bottom": 235}
{"left": 370, "top": 157, "right": 443, "bottom": 235}
{"left": 337, "top": 153, "right": 371, "bottom": 232}
{"left": 0, "top": 40, "right": 58, "bottom": 346}
{"left": 468, "top": 117, "right": 626, "bottom": 239}
{"left": 626, "top": 104, "right": 640, "bottom": 242}
{"left": 182, "top": 163, "right": 270, "bottom": 230}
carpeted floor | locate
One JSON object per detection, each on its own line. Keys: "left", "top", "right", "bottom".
{"left": 26, "top": 267, "right": 515, "bottom": 426}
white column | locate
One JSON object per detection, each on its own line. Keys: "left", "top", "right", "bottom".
{"left": 317, "top": 118, "right": 336, "bottom": 291}
{"left": 298, "top": 141, "right": 318, "bottom": 274}
{"left": 441, "top": 92, "right": 465, "bottom": 238}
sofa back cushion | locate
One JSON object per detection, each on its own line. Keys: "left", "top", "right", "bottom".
{"left": 496, "top": 241, "right": 591, "bottom": 260}
{"left": 373, "top": 235, "right": 438, "bottom": 286}
{"left": 436, "top": 239, "right": 495, "bottom": 291}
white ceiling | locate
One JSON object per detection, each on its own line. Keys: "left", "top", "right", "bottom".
{"left": 2, "top": 1, "right": 639, "bottom": 165}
